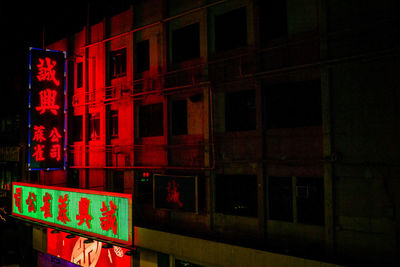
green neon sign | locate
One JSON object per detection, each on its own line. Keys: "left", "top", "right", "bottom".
{"left": 12, "top": 182, "right": 132, "bottom": 246}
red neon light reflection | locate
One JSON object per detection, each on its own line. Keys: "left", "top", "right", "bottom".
{"left": 47, "top": 229, "right": 131, "bottom": 267}
{"left": 166, "top": 180, "right": 183, "bottom": 208}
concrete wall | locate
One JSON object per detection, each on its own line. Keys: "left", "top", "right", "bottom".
{"left": 135, "top": 226, "right": 343, "bottom": 267}
{"left": 325, "top": 0, "right": 400, "bottom": 265}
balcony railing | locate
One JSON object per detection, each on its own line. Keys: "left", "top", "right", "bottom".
{"left": 72, "top": 34, "right": 320, "bottom": 107}
{"left": 69, "top": 141, "right": 211, "bottom": 170}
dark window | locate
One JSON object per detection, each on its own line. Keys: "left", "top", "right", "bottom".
{"left": 263, "top": 80, "right": 321, "bottom": 129}
{"left": 172, "top": 23, "right": 200, "bottom": 64}
{"left": 296, "top": 177, "right": 324, "bottom": 225}
{"left": 139, "top": 103, "right": 163, "bottom": 137}
{"left": 67, "top": 169, "right": 80, "bottom": 188}
{"left": 158, "top": 253, "right": 169, "bottom": 267}
{"left": 109, "top": 110, "right": 118, "bottom": 138}
{"left": 268, "top": 176, "right": 293, "bottom": 222}
{"left": 215, "top": 7, "right": 247, "bottom": 52}
{"left": 89, "top": 113, "right": 100, "bottom": 140}
{"left": 135, "top": 171, "right": 153, "bottom": 204}
{"left": 109, "top": 48, "right": 126, "bottom": 79}
{"left": 112, "top": 171, "right": 124, "bottom": 193}
{"left": 225, "top": 90, "right": 256, "bottom": 131}
{"left": 76, "top": 62, "right": 83, "bottom": 88}
{"left": 171, "top": 99, "right": 187, "bottom": 135}
{"left": 135, "top": 40, "right": 150, "bottom": 75}
{"left": 259, "top": 0, "right": 287, "bottom": 45}
{"left": 175, "top": 259, "right": 203, "bottom": 267}
{"left": 216, "top": 174, "right": 258, "bottom": 217}
{"left": 72, "top": 115, "right": 83, "bottom": 142}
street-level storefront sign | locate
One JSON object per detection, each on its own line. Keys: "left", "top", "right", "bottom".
{"left": 12, "top": 182, "right": 132, "bottom": 246}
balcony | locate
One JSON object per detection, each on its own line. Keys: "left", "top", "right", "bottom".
{"left": 69, "top": 141, "right": 210, "bottom": 170}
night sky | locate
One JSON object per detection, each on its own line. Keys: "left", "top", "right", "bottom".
{"left": 0, "top": 0, "right": 132, "bottom": 115}
{"left": 0, "top": 1, "right": 87, "bottom": 115}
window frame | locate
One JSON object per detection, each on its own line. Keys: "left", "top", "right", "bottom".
{"left": 110, "top": 110, "right": 118, "bottom": 139}
{"left": 263, "top": 80, "right": 322, "bottom": 129}
{"left": 109, "top": 47, "right": 127, "bottom": 79}
{"left": 267, "top": 176, "right": 325, "bottom": 226}
{"left": 215, "top": 174, "right": 258, "bottom": 217}
{"left": 72, "top": 115, "right": 83, "bottom": 142}
{"left": 76, "top": 61, "right": 83, "bottom": 89}
{"left": 89, "top": 113, "right": 100, "bottom": 141}
{"left": 135, "top": 39, "right": 150, "bottom": 75}
{"left": 170, "top": 22, "right": 201, "bottom": 64}
{"left": 225, "top": 89, "right": 257, "bottom": 132}
{"left": 138, "top": 103, "right": 164, "bottom": 138}
{"left": 171, "top": 98, "right": 188, "bottom": 136}
{"left": 214, "top": 6, "right": 248, "bottom": 53}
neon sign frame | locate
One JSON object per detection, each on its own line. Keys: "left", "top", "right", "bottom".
{"left": 28, "top": 47, "right": 67, "bottom": 171}
{"left": 12, "top": 182, "right": 133, "bottom": 246}
{"left": 153, "top": 174, "right": 198, "bottom": 213}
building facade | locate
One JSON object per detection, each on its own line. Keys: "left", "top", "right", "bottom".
{"left": 22, "top": 0, "right": 399, "bottom": 266}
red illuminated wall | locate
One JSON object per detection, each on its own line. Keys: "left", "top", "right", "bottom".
{"left": 47, "top": 229, "right": 132, "bottom": 267}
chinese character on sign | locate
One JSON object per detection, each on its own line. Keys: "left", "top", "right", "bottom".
{"left": 36, "top": 89, "right": 60, "bottom": 115}
{"left": 57, "top": 194, "right": 70, "bottom": 224}
{"left": 14, "top": 187, "right": 22, "bottom": 213}
{"left": 36, "top": 57, "right": 60, "bottom": 86}
{"left": 49, "top": 144, "right": 61, "bottom": 161}
{"left": 49, "top": 127, "right": 62, "bottom": 142}
{"left": 26, "top": 192, "right": 37, "bottom": 213}
{"left": 33, "top": 125, "right": 46, "bottom": 142}
{"left": 76, "top": 197, "right": 92, "bottom": 229}
{"left": 166, "top": 180, "right": 183, "bottom": 208}
{"left": 100, "top": 201, "right": 118, "bottom": 235}
{"left": 32, "top": 144, "right": 46, "bottom": 161}
{"left": 40, "top": 192, "right": 52, "bottom": 218}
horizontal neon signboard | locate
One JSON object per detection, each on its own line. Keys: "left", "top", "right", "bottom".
{"left": 12, "top": 182, "right": 132, "bottom": 246}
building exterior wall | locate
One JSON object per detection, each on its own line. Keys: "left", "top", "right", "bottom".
{"left": 31, "top": 0, "right": 400, "bottom": 266}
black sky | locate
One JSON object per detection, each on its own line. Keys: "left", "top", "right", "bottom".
{"left": 0, "top": 1, "right": 89, "bottom": 114}
{"left": 0, "top": 0, "right": 135, "bottom": 115}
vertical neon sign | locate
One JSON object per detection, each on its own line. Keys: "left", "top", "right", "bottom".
{"left": 29, "top": 47, "right": 66, "bottom": 170}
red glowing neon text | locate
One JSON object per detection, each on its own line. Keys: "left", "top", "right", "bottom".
{"left": 49, "top": 144, "right": 62, "bottom": 161}
{"left": 32, "top": 144, "right": 46, "bottom": 161}
{"left": 14, "top": 187, "right": 22, "bottom": 213}
{"left": 166, "top": 180, "right": 183, "bottom": 208}
{"left": 40, "top": 192, "right": 52, "bottom": 218}
{"left": 33, "top": 125, "right": 46, "bottom": 142}
{"left": 49, "top": 127, "right": 62, "bottom": 142}
{"left": 36, "top": 57, "right": 60, "bottom": 86}
{"left": 76, "top": 197, "right": 92, "bottom": 229}
{"left": 26, "top": 192, "right": 37, "bottom": 213}
{"left": 57, "top": 194, "right": 70, "bottom": 224}
{"left": 100, "top": 201, "right": 118, "bottom": 235}
{"left": 36, "top": 89, "right": 60, "bottom": 115}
